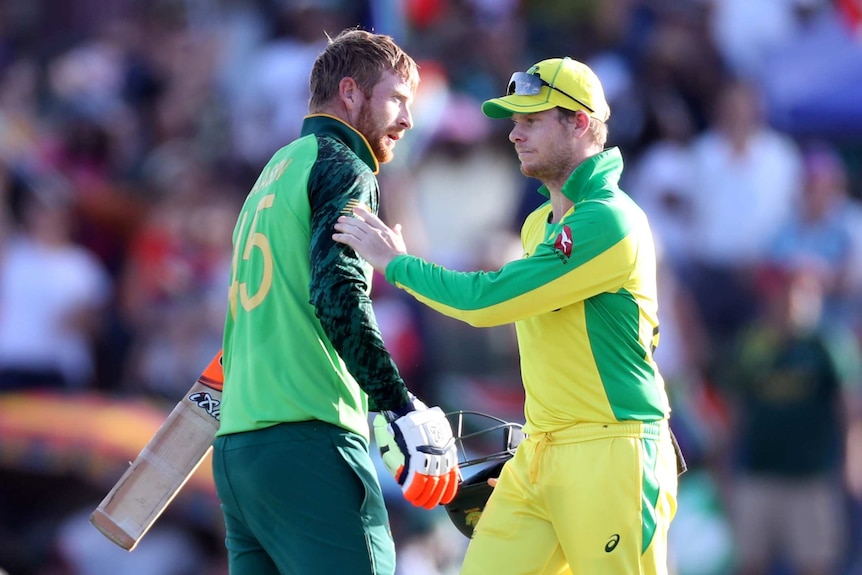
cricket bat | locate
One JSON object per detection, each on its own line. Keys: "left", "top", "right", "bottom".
{"left": 89, "top": 351, "right": 224, "bottom": 550}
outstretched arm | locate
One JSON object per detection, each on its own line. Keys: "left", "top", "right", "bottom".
{"left": 333, "top": 207, "right": 407, "bottom": 272}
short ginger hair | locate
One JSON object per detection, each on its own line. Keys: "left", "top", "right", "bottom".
{"left": 308, "top": 29, "right": 419, "bottom": 113}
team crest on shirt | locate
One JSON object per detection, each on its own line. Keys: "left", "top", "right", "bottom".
{"left": 553, "top": 225, "right": 573, "bottom": 261}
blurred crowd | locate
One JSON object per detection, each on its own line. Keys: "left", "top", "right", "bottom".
{"left": 1, "top": 0, "right": 862, "bottom": 574}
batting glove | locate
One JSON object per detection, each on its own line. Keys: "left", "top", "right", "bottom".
{"left": 375, "top": 400, "right": 460, "bottom": 509}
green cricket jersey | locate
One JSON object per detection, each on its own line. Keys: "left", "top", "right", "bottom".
{"left": 218, "top": 114, "right": 410, "bottom": 440}
{"left": 385, "top": 148, "right": 670, "bottom": 434}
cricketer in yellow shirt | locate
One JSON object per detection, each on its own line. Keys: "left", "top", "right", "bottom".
{"left": 333, "top": 56, "right": 680, "bottom": 575}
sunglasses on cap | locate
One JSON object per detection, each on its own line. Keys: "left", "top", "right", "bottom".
{"left": 506, "top": 72, "right": 595, "bottom": 114}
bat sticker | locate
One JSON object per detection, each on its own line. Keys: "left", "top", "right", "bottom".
{"left": 188, "top": 392, "right": 221, "bottom": 421}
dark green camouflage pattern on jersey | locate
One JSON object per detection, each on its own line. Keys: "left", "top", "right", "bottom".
{"left": 305, "top": 117, "right": 409, "bottom": 412}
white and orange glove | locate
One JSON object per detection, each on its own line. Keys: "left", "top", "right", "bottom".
{"left": 375, "top": 399, "right": 460, "bottom": 509}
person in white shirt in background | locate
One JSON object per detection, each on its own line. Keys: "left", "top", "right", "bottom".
{"left": 0, "top": 181, "right": 112, "bottom": 390}
{"left": 677, "top": 78, "right": 803, "bottom": 359}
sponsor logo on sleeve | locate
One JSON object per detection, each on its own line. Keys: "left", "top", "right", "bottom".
{"left": 553, "top": 225, "right": 573, "bottom": 261}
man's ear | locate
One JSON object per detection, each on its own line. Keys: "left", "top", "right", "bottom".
{"left": 339, "top": 77, "right": 361, "bottom": 112}
{"left": 571, "top": 110, "right": 590, "bottom": 136}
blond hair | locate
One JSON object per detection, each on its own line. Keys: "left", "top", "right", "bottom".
{"left": 557, "top": 107, "right": 608, "bottom": 148}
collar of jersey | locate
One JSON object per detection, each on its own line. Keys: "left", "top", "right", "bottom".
{"left": 535, "top": 146, "right": 623, "bottom": 202}
{"left": 301, "top": 114, "right": 380, "bottom": 175}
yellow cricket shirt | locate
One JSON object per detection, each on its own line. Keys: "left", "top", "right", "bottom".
{"left": 385, "top": 147, "right": 670, "bottom": 434}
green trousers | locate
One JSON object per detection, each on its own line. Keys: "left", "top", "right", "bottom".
{"left": 212, "top": 420, "right": 396, "bottom": 575}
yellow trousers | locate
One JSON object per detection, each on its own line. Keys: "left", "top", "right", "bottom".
{"left": 461, "top": 420, "right": 679, "bottom": 575}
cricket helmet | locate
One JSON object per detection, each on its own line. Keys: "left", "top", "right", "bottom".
{"left": 443, "top": 410, "right": 524, "bottom": 539}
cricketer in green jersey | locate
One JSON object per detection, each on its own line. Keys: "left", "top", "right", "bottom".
{"left": 213, "top": 29, "right": 458, "bottom": 575}
{"left": 334, "top": 57, "right": 681, "bottom": 575}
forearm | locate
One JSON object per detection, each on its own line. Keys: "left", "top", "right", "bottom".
{"left": 313, "top": 285, "right": 410, "bottom": 411}
{"left": 385, "top": 248, "right": 630, "bottom": 327}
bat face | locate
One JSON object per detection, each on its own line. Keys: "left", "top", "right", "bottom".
{"left": 89, "top": 351, "right": 224, "bottom": 550}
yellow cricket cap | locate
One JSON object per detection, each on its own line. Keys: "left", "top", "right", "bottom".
{"left": 482, "top": 57, "right": 610, "bottom": 122}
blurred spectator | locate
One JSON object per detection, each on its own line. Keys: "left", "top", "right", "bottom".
{"left": 405, "top": 0, "right": 523, "bottom": 106}
{"left": 625, "top": 79, "right": 698, "bottom": 267}
{"left": 43, "top": 22, "right": 158, "bottom": 277}
{"left": 844, "top": 196, "right": 862, "bottom": 343}
{"left": 628, "top": 140, "right": 694, "bottom": 264}
{"left": 767, "top": 143, "right": 860, "bottom": 327}
{"left": 118, "top": 146, "right": 236, "bottom": 399}
{"left": 703, "top": 0, "right": 822, "bottom": 79}
{"left": 652, "top": 249, "right": 736, "bottom": 575}
{"left": 837, "top": 0, "right": 862, "bottom": 35}
{"left": 391, "top": 505, "right": 466, "bottom": 575}
{"left": 653, "top": 249, "right": 717, "bottom": 467}
{"left": 679, "top": 77, "right": 803, "bottom": 355}
{"left": 53, "top": 507, "right": 220, "bottom": 575}
{"left": 759, "top": 1, "right": 862, "bottom": 139}
{"left": 405, "top": 139, "right": 519, "bottom": 269}
{"left": 668, "top": 469, "right": 736, "bottom": 575}
{"left": 688, "top": 78, "right": 803, "bottom": 266}
{"left": 0, "top": 55, "right": 44, "bottom": 170}
{"left": 629, "top": 1, "right": 726, "bottom": 151}
{"left": 225, "top": 0, "right": 357, "bottom": 168}
{"left": 716, "top": 263, "right": 862, "bottom": 575}
{"left": 44, "top": 114, "right": 148, "bottom": 279}
{"left": 0, "top": 162, "right": 12, "bottom": 238}
{"left": 46, "top": 27, "right": 129, "bottom": 123}
{"left": 0, "top": 184, "right": 112, "bottom": 390}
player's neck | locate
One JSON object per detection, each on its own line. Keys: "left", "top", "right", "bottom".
{"left": 548, "top": 193, "right": 573, "bottom": 224}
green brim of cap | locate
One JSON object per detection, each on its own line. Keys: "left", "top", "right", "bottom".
{"left": 482, "top": 88, "right": 608, "bottom": 120}
{"left": 482, "top": 94, "right": 558, "bottom": 119}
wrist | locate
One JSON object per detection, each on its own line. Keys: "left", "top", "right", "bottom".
{"left": 389, "top": 393, "right": 426, "bottom": 420}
